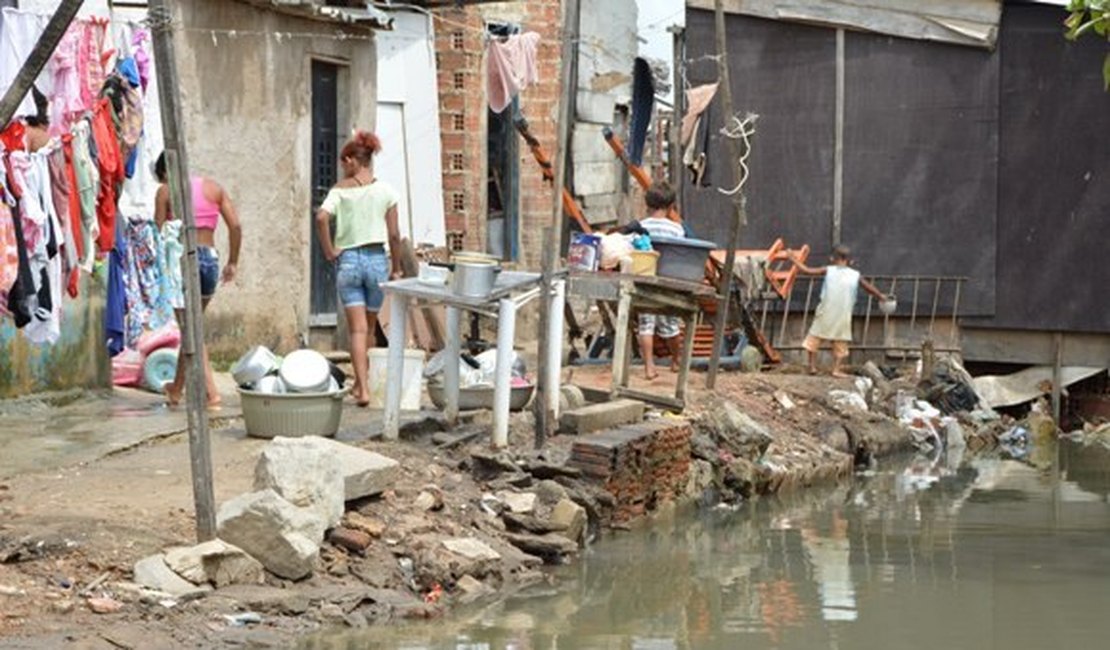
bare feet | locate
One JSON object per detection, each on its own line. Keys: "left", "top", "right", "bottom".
{"left": 645, "top": 370, "right": 659, "bottom": 381}
{"left": 165, "top": 387, "right": 182, "bottom": 407}
{"left": 353, "top": 385, "right": 370, "bottom": 407}
{"left": 808, "top": 367, "right": 818, "bottom": 376}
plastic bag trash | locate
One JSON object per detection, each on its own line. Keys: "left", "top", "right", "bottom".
{"left": 599, "top": 233, "right": 635, "bottom": 270}
{"left": 999, "top": 426, "right": 1030, "bottom": 447}
{"left": 223, "top": 607, "right": 261, "bottom": 625}
{"left": 829, "top": 389, "right": 869, "bottom": 412}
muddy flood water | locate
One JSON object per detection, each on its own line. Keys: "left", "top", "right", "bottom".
{"left": 299, "top": 441, "right": 1110, "bottom": 650}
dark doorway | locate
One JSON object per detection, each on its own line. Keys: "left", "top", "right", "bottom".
{"left": 310, "top": 60, "right": 340, "bottom": 321}
{"left": 486, "top": 22, "right": 520, "bottom": 261}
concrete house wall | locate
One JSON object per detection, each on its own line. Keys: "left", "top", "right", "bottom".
{"left": 172, "top": 0, "right": 378, "bottom": 361}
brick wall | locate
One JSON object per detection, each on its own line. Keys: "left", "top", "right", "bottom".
{"left": 432, "top": 1, "right": 565, "bottom": 268}
{"left": 568, "top": 420, "right": 694, "bottom": 522}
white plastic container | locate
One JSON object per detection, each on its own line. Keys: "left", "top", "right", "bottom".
{"left": 368, "top": 348, "right": 425, "bottom": 410}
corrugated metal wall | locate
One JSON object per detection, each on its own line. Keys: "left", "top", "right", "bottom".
{"left": 682, "top": 2, "right": 1109, "bottom": 333}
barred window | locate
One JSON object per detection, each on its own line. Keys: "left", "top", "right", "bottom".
{"left": 452, "top": 192, "right": 466, "bottom": 212}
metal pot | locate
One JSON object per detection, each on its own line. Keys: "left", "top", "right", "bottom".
{"left": 231, "top": 345, "right": 279, "bottom": 387}
{"left": 451, "top": 260, "right": 500, "bottom": 297}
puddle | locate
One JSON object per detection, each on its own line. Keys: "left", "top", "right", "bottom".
{"left": 299, "top": 441, "right": 1110, "bottom": 649}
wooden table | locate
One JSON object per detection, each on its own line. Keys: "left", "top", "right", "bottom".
{"left": 380, "top": 272, "right": 562, "bottom": 447}
{"left": 567, "top": 272, "right": 717, "bottom": 410}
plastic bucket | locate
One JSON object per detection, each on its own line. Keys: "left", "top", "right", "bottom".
{"left": 238, "top": 388, "right": 348, "bottom": 439}
{"left": 628, "top": 250, "right": 659, "bottom": 276}
{"left": 651, "top": 236, "right": 717, "bottom": 282}
{"left": 368, "top": 348, "right": 425, "bottom": 410}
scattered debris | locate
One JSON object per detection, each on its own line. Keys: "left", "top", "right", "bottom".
{"left": 327, "top": 528, "right": 373, "bottom": 555}
{"left": 86, "top": 596, "right": 124, "bottom": 614}
{"left": 441, "top": 538, "right": 501, "bottom": 562}
{"left": 223, "top": 611, "right": 263, "bottom": 627}
{"left": 773, "top": 390, "right": 796, "bottom": 410}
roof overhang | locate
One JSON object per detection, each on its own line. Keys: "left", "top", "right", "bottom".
{"left": 235, "top": 1, "right": 395, "bottom": 30}
{"left": 687, "top": 0, "right": 1004, "bottom": 50}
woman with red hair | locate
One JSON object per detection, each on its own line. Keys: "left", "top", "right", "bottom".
{"left": 316, "top": 130, "right": 403, "bottom": 407}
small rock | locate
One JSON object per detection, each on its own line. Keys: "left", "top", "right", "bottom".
{"left": 414, "top": 491, "right": 442, "bottom": 511}
{"left": 455, "top": 574, "right": 486, "bottom": 594}
{"left": 87, "top": 596, "right": 123, "bottom": 614}
{"left": 327, "top": 527, "right": 373, "bottom": 554}
{"left": 343, "top": 512, "right": 387, "bottom": 538}
{"left": 319, "top": 602, "right": 345, "bottom": 620}
{"left": 534, "top": 480, "right": 567, "bottom": 506}
{"left": 313, "top": 437, "right": 401, "bottom": 500}
{"left": 52, "top": 600, "right": 75, "bottom": 614}
{"left": 343, "top": 611, "right": 368, "bottom": 628}
{"left": 773, "top": 390, "right": 796, "bottom": 410}
{"left": 0, "top": 585, "right": 25, "bottom": 596}
{"left": 441, "top": 538, "right": 501, "bottom": 562}
{"left": 550, "top": 499, "right": 587, "bottom": 545}
{"left": 502, "top": 532, "right": 578, "bottom": 559}
{"left": 496, "top": 491, "right": 537, "bottom": 514}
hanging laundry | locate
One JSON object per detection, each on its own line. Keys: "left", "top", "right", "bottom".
{"left": 122, "top": 218, "right": 173, "bottom": 348}
{"left": 681, "top": 83, "right": 719, "bottom": 188}
{"left": 131, "top": 28, "right": 152, "bottom": 91}
{"left": 78, "top": 19, "right": 109, "bottom": 112}
{"left": 92, "top": 98, "right": 123, "bottom": 253}
{"left": 71, "top": 121, "right": 100, "bottom": 268}
{"left": 160, "top": 219, "right": 184, "bottom": 311}
{"left": 487, "top": 32, "right": 541, "bottom": 114}
{"left": 0, "top": 197, "right": 18, "bottom": 314}
{"left": 19, "top": 152, "right": 63, "bottom": 345}
{"left": 47, "top": 148, "right": 78, "bottom": 279}
{"left": 0, "top": 8, "right": 51, "bottom": 121}
{"left": 60, "top": 134, "right": 85, "bottom": 265}
{"left": 105, "top": 223, "right": 127, "bottom": 357}
{"left": 48, "top": 26, "right": 85, "bottom": 137}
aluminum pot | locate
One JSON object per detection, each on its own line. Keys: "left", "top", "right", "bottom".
{"left": 451, "top": 261, "right": 500, "bottom": 297}
{"left": 231, "top": 345, "right": 279, "bottom": 387}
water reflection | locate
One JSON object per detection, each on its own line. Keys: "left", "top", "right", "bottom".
{"left": 301, "top": 441, "right": 1110, "bottom": 650}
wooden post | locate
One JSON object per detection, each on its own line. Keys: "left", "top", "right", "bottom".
{"left": 536, "top": 0, "right": 580, "bottom": 448}
{"left": 706, "top": 0, "right": 748, "bottom": 389}
{"left": 668, "top": 25, "right": 686, "bottom": 214}
{"left": 0, "top": 0, "right": 84, "bottom": 126}
{"left": 1052, "top": 332, "right": 1064, "bottom": 424}
{"left": 148, "top": 0, "right": 216, "bottom": 542}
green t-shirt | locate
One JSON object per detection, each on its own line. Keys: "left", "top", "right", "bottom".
{"left": 320, "top": 180, "right": 399, "bottom": 250}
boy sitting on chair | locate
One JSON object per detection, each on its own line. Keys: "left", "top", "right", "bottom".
{"left": 790, "top": 245, "right": 888, "bottom": 377}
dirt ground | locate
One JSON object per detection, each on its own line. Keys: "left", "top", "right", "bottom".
{"left": 0, "top": 364, "right": 930, "bottom": 649}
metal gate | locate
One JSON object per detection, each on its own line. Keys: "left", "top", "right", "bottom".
{"left": 310, "top": 60, "right": 339, "bottom": 321}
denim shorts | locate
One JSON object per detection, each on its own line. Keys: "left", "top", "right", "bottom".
{"left": 198, "top": 246, "right": 219, "bottom": 298}
{"left": 337, "top": 245, "right": 389, "bottom": 310}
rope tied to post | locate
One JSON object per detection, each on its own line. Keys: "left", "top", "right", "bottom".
{"left": 718, "top": 112, "right": 758, "bottom": 196}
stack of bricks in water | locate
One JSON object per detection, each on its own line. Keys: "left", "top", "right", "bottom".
{"left": 568, "top": 420, "right": 692, "bottom": 522}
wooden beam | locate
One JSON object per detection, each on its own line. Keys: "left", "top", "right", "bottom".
{"left": 148, "top": 0, "right": 217, "bottom": 542}
{"left": 706, "top": 0, "right": 748, "bottom": 389}
{"left": 0, "top": 0, "right": 85, "bottom": 127}
{"left": 535, "top": 0, "right": 581, "bottom": 449}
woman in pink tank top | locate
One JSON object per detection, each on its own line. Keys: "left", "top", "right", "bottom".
{"left": 154, "top": 153, "right": 243, "bottom": 409}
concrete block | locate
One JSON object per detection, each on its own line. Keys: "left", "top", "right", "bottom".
{"left": 560, "top": 399, "right": 645, "bottom": 435}
{"left": 164, "top": 540, "right": 265, "bottom": 588}
{"left": 312, "top": 438, "right": 401, "bottom": 501}
{"left": 254, "top": 436, "right": 345, "bottom": 530}
{"left": 217, "top": 490, "right": 323, "bottom": 581}
{"left": 133, "top": 555, "right": 212, "bottom": 599}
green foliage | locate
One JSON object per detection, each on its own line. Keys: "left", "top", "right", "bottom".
{"left": 1065, "top": 0, "right": 1110, "bottom": 89}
